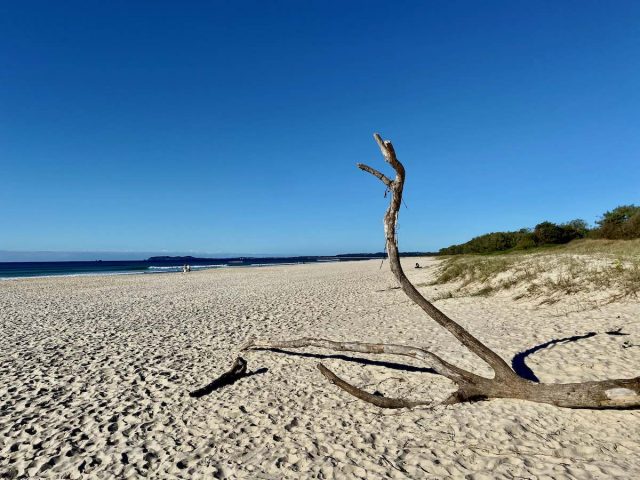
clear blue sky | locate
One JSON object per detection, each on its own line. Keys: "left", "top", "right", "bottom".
{"left": 2, "top": 1, "right": 639, "bottom": 258}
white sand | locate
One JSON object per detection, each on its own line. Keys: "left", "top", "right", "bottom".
{"left": 1, "top": 258, "right": 639, "bottom": 479}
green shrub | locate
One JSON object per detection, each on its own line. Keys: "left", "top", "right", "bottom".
{"left": 594, "top": 205, "right": 640, "bottom": 239}
{"left": 514, "top": 233, "right": 536, "bottom": 250}
{"left": 438, "top": 205, "right": 640, "bottom": 256}
{"left": 533, "top": 221, "right": 583, "bottom": 245}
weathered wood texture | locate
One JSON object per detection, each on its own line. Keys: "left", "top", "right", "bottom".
{"left": 240, "top": 134, "right": 640, "bottom": 409}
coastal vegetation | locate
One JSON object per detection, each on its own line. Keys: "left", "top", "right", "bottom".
{"left": 439, "top": 205, "right": 640, "bottom": 255}
{"left": 428, "top": 239, "right": 640, "bottom": 307}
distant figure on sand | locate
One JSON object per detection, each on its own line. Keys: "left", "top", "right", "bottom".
{"left": 186, "top": 265, "right": 191, "bottom": 273}
{"left": 415, "top": 263, "right": 421, "bottom": 269}
{"left": 182, "top": 264, "right": 187, "bottom": 273}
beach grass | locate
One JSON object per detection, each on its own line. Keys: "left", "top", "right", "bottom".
{"left": 428, "top": 239, "right": 640, "bottom": 305}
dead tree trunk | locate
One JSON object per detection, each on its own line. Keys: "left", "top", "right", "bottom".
{"left": 239, "top": 134, "right": 640, "bottom": 409}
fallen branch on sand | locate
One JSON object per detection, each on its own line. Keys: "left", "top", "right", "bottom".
{"left": 235, "top": 133, "right": 640, "bottom": 409}
{"left": 190, "top": 357, "right": 248, "bottom": 398}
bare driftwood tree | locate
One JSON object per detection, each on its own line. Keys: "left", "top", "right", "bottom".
{"left": 238, "top": 133, "right": 640, "bottom": 409}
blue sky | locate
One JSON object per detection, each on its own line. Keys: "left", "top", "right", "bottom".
{"left": 1, "top": 1, "right": 639, "bottom": 259}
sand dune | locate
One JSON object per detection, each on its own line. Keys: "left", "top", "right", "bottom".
{"left": 1, "top": 258, "right": 639, "bottom": 478}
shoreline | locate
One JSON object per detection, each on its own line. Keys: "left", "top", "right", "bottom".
{"left": 0, "top": 256, "right": 404, "bottom": 280}
{"left": 0, "top": 259, "right": 345, "bottom": 281}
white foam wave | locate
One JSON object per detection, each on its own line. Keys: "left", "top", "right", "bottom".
{"left": 0, "top": 271, "right": 144, "bottom": 280}
{"left": 189, "top": 264, "right": 228, "bottom": 270}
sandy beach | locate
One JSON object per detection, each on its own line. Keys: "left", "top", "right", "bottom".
{"left": 1, "top": 258, "right": 639, "bottom": 479}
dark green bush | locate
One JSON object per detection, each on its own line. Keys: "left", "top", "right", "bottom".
{"left": 533, "top": 221, "right": 583, "bottom": 245}
{"left": 440, "top": 221, "right": 587, "bottom": 255}
{"left": 594, "top": 205, "right": 640, "bottom": 239}
{"left": 533, "top": 222, "right": 565, "bottom": 244}
{"left": 563, "top": 219, "right": 589, "bottom": 237}
{"left": 438, "top": 206, "right": 640, "bottom": 256}
{"left": 514, "top": 233, "right": 536, "bottom": 250}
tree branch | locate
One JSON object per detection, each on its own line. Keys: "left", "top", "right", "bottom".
{"left": 317, "top": 363, "right": 435, "bottom": 409}
{"left": 241, "top": 337, "right": 477, "bottom": 383}
{"left": 367, "top": 133, "right": 518, "bottom": 381}
{"left": 356, "top": 163, "right": 393, "bottom": 188}
{"left": 373, "top": 133, "right": 404, "bottom": 174}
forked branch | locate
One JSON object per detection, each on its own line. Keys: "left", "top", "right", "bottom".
{"left": 358, "top": 135, "right": 516, "bottom": 381}
{"left": 234, "top": 133, "right": 640, "bottom": 410}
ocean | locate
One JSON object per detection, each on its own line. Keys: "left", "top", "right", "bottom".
{"left": 0, "top": 256, "right": 380, "bottom": 279}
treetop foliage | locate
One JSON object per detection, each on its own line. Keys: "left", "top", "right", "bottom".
{"left": 439, "top": 205, "right": 639, "bottom": 255}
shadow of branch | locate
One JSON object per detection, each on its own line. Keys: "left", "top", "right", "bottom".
{"left": 511, "top": 332, "right": 597, "bottom": 383}
{"left": 252, "top": 347, "right": 438, "bottom": 375}
{"left": 189, "top": 368, "right": 269, "bottom": 398}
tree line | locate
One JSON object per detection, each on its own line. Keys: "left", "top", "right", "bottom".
{"left": 439, "top": 205, "right": 640, "bottom": 255}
